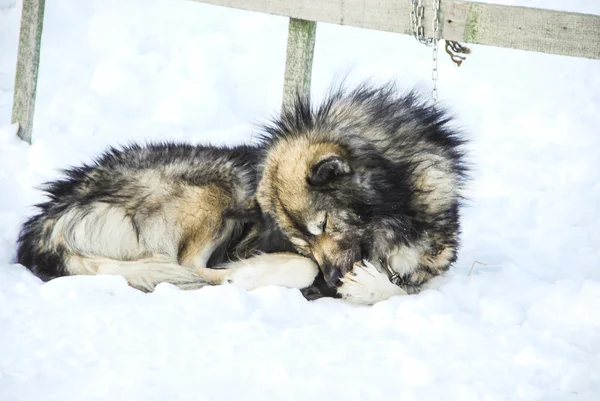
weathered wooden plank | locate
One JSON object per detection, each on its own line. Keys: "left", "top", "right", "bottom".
{"left": 191, "top": 0, "right": 415, "bottom": 36}
{"left": 442, "top": 2, "right": 600, "bottom": 59}
{"left": 282, "top": 18, "right": 316, "bottom": 110}
{"left": 12, "top": 0, "right": 46, "bottom": 144}
{"left": 191, "top": 0, "right": 600, "bottom": 60}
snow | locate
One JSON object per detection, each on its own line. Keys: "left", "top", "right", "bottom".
{"left": 1, "top": 0, "right": 599, "bottom": 400}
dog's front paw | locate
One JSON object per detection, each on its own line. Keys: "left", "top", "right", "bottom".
{"left": 337, "top": 260, "right": 407, "bottom": 305}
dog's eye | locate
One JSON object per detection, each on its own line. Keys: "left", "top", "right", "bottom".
{"left": 319, "top": 213, "right": 328, "bottom": 232}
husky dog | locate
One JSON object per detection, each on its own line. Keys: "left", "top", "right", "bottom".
{"left": 255, "top": 82, "right": 467, "bottom": 304}
{"left": 16, "top": 80, "right": 467, "bottom": 304}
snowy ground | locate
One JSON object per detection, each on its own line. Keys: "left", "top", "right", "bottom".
{"left": 1, "top": 0, "right": 600, "bottom": 400}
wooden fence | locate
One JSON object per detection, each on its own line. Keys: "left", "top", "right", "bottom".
{"left": 11, "top": 0, "right": 600, "bottom": 143}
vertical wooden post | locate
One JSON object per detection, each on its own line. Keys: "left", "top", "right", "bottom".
{"left": 282, "top": 18, "right": 316, "bottom": 110}
{"left": 12, "top": 0, "right": 46, "bottom": 144}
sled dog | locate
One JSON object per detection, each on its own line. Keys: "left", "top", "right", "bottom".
{"left": 17, "top": 81, "right": 467, "bottom": 304}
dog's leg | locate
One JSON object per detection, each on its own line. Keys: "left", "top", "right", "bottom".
{"left": 215, "top": 253, "right": 319, "bottom": 291}
{"left": 67, "top": 255, "right": 218, "bottom": 292}
{"left": 337, "top": 260, "right": 407, "bottom": 305}
{"left": 68, "top": 253, "right": 318, "bottom": 292}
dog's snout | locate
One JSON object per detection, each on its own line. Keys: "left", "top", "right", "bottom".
{"left": 324, "top": 267, "right": 342, "bottom": 288}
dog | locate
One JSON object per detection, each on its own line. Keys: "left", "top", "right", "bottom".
{"left": 254, "top": 81, "right": 468, "bottom": 304}
{"left": 16, "top": 80, "right": 467, "bottom": 304}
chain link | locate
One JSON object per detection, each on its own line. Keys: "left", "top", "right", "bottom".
{"left": 410, "top": 0, "right": 441, "bottom": 104}
{"left": 431, "top": 0, "right": 440, "bottom": 103}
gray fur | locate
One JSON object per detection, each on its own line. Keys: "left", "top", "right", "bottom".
{"left": 256, "top": 81, "right": 468, "bottom": 303}
{"left": 16, "top": 80, "right": 468, "bottom": 304}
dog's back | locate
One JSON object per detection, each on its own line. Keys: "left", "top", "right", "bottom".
{"left": 17, "top": 141, "right": 318, "bottom": 291}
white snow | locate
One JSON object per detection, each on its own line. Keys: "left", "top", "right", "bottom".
{"left": 1, "top": 0, "right": 599, "bottom": 400}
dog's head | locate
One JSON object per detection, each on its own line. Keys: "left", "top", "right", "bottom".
{"left": 255, "top": 81, "right": 466, "bottom": 289}
{"left": 254, "top": 81, "right": 467, "bottom": 293}
{"left": 256, "top": 134, "right": 414, "bottom": 288}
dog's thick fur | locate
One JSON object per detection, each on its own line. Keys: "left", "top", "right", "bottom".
{"left": 16, "top": 81, "right": 467, "bottom": 304}
{"left": 255, "top": 82, "right": 467, "bottom": 304}
{"left": 16, "top": 143, "right": 319, "bottom": 293}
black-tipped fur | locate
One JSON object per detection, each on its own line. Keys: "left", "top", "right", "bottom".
{"left": 255, "top": 81, "right": 468, "bottom": 303}
{"left": 16, "top": 80, "right": 468, "bottom": 304}
{"left": 16, "top": 142, "right": 299, "bottom": 290}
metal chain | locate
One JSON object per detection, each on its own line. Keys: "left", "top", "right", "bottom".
{"left": 431, "top": 0, "right": 440, "bottom": 103}
{"left": 410, "top": 0, "right": 441, "bottom": 104}
{"left": 410, "top": 0, "right": 435, "bottom": 46}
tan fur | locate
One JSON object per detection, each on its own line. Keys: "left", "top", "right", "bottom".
{"left": 410, "top": 153, "right": 458, "bottom": 216}
{"left": 257, "top": 138, "right": 346, "bottom": 228}
{"left": 176, "top": 185, "right": 232, "bottom": 267}
{"left": 311, "top": 234, "right": 344, "bottom": 267}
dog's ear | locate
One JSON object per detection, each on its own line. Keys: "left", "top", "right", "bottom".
{"left": 308, "top": 155, "right": 351, "bottom": 187}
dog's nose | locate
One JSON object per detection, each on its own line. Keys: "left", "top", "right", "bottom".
{"left": 324, "top": 268, "right": 342, "bottom": 288}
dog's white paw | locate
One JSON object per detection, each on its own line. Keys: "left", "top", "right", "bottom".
{"left": 337, "top": 260, "right": 407, "bottom": 305}
{"left": 227, "top": 253, "right": 319, "bottom": 291}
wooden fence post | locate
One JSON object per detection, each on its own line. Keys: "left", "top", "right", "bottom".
{"left": 12, "top": 0, "right": 46, "bottom": 144}
{"left": 282, "top": 18, "right": 317, "bottom": 110}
